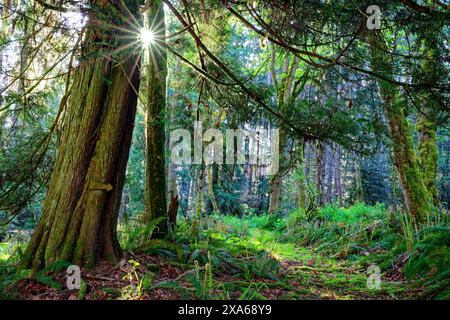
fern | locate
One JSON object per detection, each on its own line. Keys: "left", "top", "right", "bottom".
{"left": 28, "top": 261, "right": 72, "bottom": 291}
{"left": 35, "top": 274, "right": 62, "bottom": 291}
{"left": 405, "top": 226, "right": 450, "bottom": 299}
{"left": 122, "top": 216, "right": 167, "bottom": 250}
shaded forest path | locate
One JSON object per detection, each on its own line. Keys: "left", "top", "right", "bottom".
{"left": 13, "top": 221, "right": 413, "bottom": 300}
{"left": 242, "top": 228, "right": 408, "bottom": 300}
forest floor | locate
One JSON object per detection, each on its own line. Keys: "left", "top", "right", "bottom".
{"left": 10, "top": 216, "right": 416, "bottom": 300}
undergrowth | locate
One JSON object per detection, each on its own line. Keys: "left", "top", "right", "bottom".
{"left": 0, "top": 204, "right": 448, "bottom": 300}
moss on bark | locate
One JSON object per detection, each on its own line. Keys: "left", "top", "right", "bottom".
{"left": 268, "top": 54, "right": 299, "bottom": 213}
{"left": 416, "top": 32, "right": 440, "bottom": 206}
{"left": 369, "top": 31, "right": 432, "bottom": 224}
{"left": 20, "top": 0, "right": 141, "bottom": 271}
{"left": 144, "top": 0, "right": 168, "bottom": 236}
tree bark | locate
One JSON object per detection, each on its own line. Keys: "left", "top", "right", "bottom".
{"left": 316, "top": 141, "right": 326, "bottom": 207}
{"left": 297, "top": 141, "right": 305, "bottom": 209}
{"left": 325, "top": 144, "right": 334, "bottom": 204}
{"left": 167, "top": 59, "right": 181, "bottom": 225}
{"left": 417, "top": 114, "right": 438, "bottom": 206}
{"left": 333, "top": 144, "right": 343, "bottom": 206}
{"left": 268, "top": 127, "right": 284, "bottom": 213}
{"left": 369, "top": 30, "right": 431, "bottom": 223}
{"left": 354, "top": 153, "right": 364, "bottom": 203}
{"left": 119, "top": 187, "right": 130, "bottom": 225}
{"left": 207, "top": 164, "right": 220, "bottom": 213}
{"left": 144, "top": 0, "right": 168, "bottom": 236}
{"left": 416, "top": 32, "right": 440, "bottom": 206}
{"left": 268, "top": 53, "right": 299, "bottom": 213}
{"left": 20, "top": 0, "right": 141, "bottom": 271}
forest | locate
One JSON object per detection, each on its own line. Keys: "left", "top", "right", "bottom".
{"left": 0, "top": 0, "right": 449, "bottom": 301}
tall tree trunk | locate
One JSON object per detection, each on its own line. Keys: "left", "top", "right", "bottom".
{"left": 354, "top": 153, "right": 364, "bottom": 203}
{"left": 316, "top": 141, "right": 326, "bottom": 207}
{"left": 304, "top": 142, "right": 312, "bottom": 181}
{"left": 417, "top": 114, "right": 438, "bottom": 206}
{"left": 207, "top": 164, "right": 220, "bottom": 213}
{"left": 268, "top": 53, "right": 299, "bottom": 213}
{"left": 196, "top": 166, "right": 205, "bottom": 216}
{"left": 369, "top": 30, "right": 431, "bottom": 223}
{"left": 268, "top": 127, "right": 284, "bottom": 213}
{"left": 297, "top": 141, "right": 305, "bottom": 209}
{"left": 187, "top": 166, "right": 197, "bottom": 215}
{"left": 144, "top": 0, "right": 168, "bottom": 236}
{"left": 416, "top": 32, "right": 440, "bottom": 206}
{"left": 120, "top": 188, "right": 130, "bottom": 225}
{"left": 0, "top": 48, "right": 4, "bottom": 148}
{"left": 443, "top": 137, "right": 450, "bottom": 208}
{"left": 10, "top": 9, "right": 30, "bottom": 133}
{"left": 20, "top": 0, "right": 142, "bottom": 271}
{"left": 255, "top": 133, "right": 265, "bottom": 214}
{"left": 303, "top": 141, "right": 314, "bottom": 209}
{"left": 245, "top": 152, "right": 253, "bottom": 197}
{"left": 325, "top": 145, "right": 334, "bottom": 204}
{"left": 333, "top": 144, "right": 343, "bottom": 206}
{"left": 167, "top": 59, "right": 181, "bottom": 225}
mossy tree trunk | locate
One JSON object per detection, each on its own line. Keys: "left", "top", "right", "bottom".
{"left": 416, "top": 31, "right": 440, "bottom": 206}
{"left": 369, "top": 30, "right": 431, "bottom": 223}
{"left": 417, "top": 113, "right": 438, "bottom": 206}
{"left": 167, "top": 59, "right": 182, "bottom": 228}
{"left": 325, "top": 145, "right": 334, "bottom": 204}
{"left": 316, "top": 141, "right": 326, "bottom": 207}
{"left": 333, "top": 144, "right": 343, "bottom": 206}
{"left": 268, "top": 52, "right": 299, "bottom": 213}
{"left": 268, "top": 126, "right": 285, "bottom": 213}
{"left": 354, "top": 153, "right": 364, "bottom": 203}
{"left": 207, "top": 164, "right": 220, "bottom": 213}
{"left": 297, "top": 141, "right": 305, "bottom": 209}
{"left": 144, "top": 0, "right": 168, "bottom": 236}
{"left": 20, "top": 0, "right": 142, "bottom": 271}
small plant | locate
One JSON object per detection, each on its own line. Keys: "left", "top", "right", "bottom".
{"left": 122, "top": 259, "right": 144, "bottom": 299}
{"left": 119, "top": 216, "right": 167, "bottom": 250}
{"left": 191, "top": 251, "right": 214, "bottom": 299}
{"left": 238, "top": 283, "right": 269, "bottom": 300}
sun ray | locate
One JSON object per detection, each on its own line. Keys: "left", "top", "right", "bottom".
{"left": 140, "top": 29, "right": 156, "bottom": 46}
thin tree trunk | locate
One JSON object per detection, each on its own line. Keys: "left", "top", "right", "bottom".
{"left": 297, "top": 141, "right": 305, "bottom": 209}
{"left": 187, "top": 166, "right": 197, "bottom": 215}
{"left": 0, "top": 49, "right": 4, "bottom": 150}
{"left": 246, "top": 161, "right": 253, "bottom": 196}
{"left": 316, "top": 141, "right": 326, "bottom": 207}
{"left": 144, "top": 0, "right": 168, "bottom": 236}
{"left": 325, "top": 145, "right": 334, "bottom": 204}
{"left": 120, "top": 188, "right": 130, "bottom": 225}
{"left": 167, "top": 59, "right": 181, "bottom": 224}
{"left": 354, "top": 153, "right": 364, "bottom": 203}
{"left": 333, "top": 144, "right": 343, "bottom": 206}
{"left": 17, "top": 9, "right": 29, "bottom": 111}
{"left": 207, "top": 164, "right": 220, "bottom": 213}
{"left": 268, "top": 127, "right": 284, "bottom": 213}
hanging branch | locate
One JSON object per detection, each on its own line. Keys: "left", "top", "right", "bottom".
{"left": 226, "top": 5, "right": 449, "bottom": 92}
{"left": 34, "top": 0, "right": 88, "bottom": 13}
{"left": 163, "top": 0, "right": 318, "bottom": 141}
